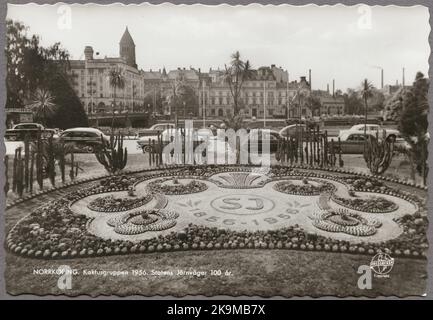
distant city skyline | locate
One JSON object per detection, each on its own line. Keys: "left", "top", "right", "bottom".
{"left": 7, "top": 3, "right": 430, "bottom": 92}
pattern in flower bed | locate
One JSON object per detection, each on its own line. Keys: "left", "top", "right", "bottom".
{"left": 147, "top": 178, "right": 208, "bottom": 195}
{"left": 87, "top": 194, "right": 153, "bottom": 212}
{"left": 273, "top": 179, "right": 335, "bottom": 196}
{"left": 332, "top": 195, "right": 399, "bottom": 213}
{"left": 107, "top": 209, "right": 179, "bottom": 235}
{"left": 5, "top": 165, "right": 428, "bottom": 260}
{"left": 310, "top": 208, "right": 382, "bottom": 236}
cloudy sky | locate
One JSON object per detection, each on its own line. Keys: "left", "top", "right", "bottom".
{"left": 7, "top": 3, "right": 430, "bottom": 91}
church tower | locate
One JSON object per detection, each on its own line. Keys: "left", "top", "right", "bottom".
{"left": 119, "top": 26, "right": 137, "bottom": 69}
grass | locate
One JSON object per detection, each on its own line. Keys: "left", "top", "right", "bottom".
{"left": 4, "top": 163, "right": 427, "bottom": 297}
{"left": 5, "top": 249, "right": 426, "bottom": 297}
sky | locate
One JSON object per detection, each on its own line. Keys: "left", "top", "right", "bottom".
{"left": 6, "top": 3, "right": 430, "bottom": 92}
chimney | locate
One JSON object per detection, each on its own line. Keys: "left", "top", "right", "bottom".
{"left": 402, "top": 67, "right": 405, "bottom": 86}
{"left": 84, "top": 46, "right": 94, "bottom": 60}
{"left": 332, "top": 79, "right": 335, "bottom": 97}
{"left": 327, "top": 83, "right": 330, "bottom": 93}
{"left": 199, "top": 68, "right": 201, "bottom": 73}
{"left": 381, "top": 69, "right": 384, "bottom": 89}
{"left": 308, "top": 69, "right": 312, "bottom": 89}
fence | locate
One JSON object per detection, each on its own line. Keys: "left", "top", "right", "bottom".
{"left": 144, "top": 126, "right": 344, "bottom": 168}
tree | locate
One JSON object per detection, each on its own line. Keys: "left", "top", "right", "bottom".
{"left": 343, "top": 89, "right": 363, "bottom": 115}
{"left": 6, "top": 19, "right": 69, "bottom": 107}
{"left": 6, "top": 19, "right": 88, "bottom": 127}
{"left": 108, "top": 68, "right": 125, "bottom": 129}
{"left": 223, "top": 51, "right": 253, "bottom": 115}
{"left": 399, "top": 72, "right": 429, "bottom": 185}
{"left": 26, "top": 88, "right": 56, "bottom": 127}
{"left": 383, "top": 87, "right": 405, "bottom": 121}
{"left": 360, "top": 79, "right": 374, "bottom": 136}
{"left": 167, "top": 72, "right": 199, "bottom": 122}
{"left": 48, "top": 73, "right": 89, "bottom": 129}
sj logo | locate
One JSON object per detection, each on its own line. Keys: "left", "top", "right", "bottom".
{"left": 220, "top": 197, "right": 264, "bottom": 211}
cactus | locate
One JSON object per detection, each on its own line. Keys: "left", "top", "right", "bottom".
{"left": 24, "top": 134, "right": 30, "bottom": 191}
{"left": 69, "top": 152, "right": 75, "bottom": 180}
{"left": 15, "top": 147, "right": 24, "bottom": 198}
{"left": 94, "top": 131, "right": 128, "bottom": 174}
{"left": 4, "top": 155, "right": 10, "bottom": 195}
{"left": 363, "top": 130, "right": 394, "bottom": 175}
{"left": 58, "top": 144, "right": 66, "bottom": 183}
{"left": 47, "top": 134, "right": 56, "bottom": 187}
{"left": 29, "top": 151, "right": 35, "bottom": 193}
{"left": 35, "top": 130, "right": 44, "bottom": 190}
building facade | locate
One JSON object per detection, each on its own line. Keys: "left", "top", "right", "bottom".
{"left": 68, "top": 27, "right": 315, "bottom": 119}
{"left": 68, "top": 27, "right": 146, "bottom": 114}
{"left": 142, "top": 65, "right": 313, "bottom": 119}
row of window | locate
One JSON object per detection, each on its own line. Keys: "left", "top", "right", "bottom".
{"left": 207, "top": 108, "right": 281, "bottom": 117}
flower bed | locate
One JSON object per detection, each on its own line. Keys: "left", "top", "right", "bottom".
{"left": 107, "top": 209, "right": 179, "bottom": 235}
{"left": 99, "top": 175, "right": 138, "bottom": 190}
{"left": 332, "top": 195, "right": 398, "bottom": 213}
{"left": 5, "top": 165, "right": 428, "bottom": 260}
{"left": 147, "top": 179, "right": 208, "bottom": 195}
{"left": 310, "top": 208, "right": 382, "bottom": 236}
{"left": 87, "top": 194, "right": 153, "bottom": 212}
{"left": 273, "top": 179, "right": 335, "bottom": 196}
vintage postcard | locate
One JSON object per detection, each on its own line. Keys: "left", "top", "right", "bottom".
{"left": 2, "top": 1, "right": 430, "bottom": 299}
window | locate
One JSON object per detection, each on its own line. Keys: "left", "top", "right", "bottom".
{"left": 347, "top": 134, "right": 365, "bottom": 141}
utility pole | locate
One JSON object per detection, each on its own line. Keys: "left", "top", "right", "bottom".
{"left": 202, "top": 80, "right": 206, "bottom": 128}
{"left": 263, "top": 81, "right": 266, "bottom": 127}
{"left": 286, "top": 78, "right": 289, "bottom": 119}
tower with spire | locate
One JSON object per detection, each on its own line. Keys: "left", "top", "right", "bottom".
{"left": 119, "top": 26, "right": 137, "bottom": 68}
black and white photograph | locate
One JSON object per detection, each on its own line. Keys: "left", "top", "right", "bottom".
{"left": 1, "top": 1, "right": 431, "bottom": 298}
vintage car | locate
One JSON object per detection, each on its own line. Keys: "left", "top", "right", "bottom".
{"left": 58, "top": 127, "right": 109, "bottom": 153}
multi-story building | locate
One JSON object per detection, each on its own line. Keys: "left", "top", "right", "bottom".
{"left": 69, "top": 26, "right": 314, "bottom": 119}
{"left": 318, "top": 95, "right": 345, "bottom": 116}
{"left": 142, "top": 64, "right": 312, "bottom": 119}
{"left": 68, "top": 27, "right": 146, "bottom": 114}
{"left": 311, "top": 89, "right": 345, "bottom": 116}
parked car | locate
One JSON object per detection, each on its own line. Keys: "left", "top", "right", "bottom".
{"left": 340, "top": 124, "right": 401, "bottom": 140}
{"left": 279, "top": 124, "right": 321, "bottom": 140}
{"left": 5, "top": 123, "right": 59, "bottom": 141}
{"left": 12, "top": 123, "right": 44, "bottom": 130}
{"left": 136, "top": 123, "right": 176, "bottom": 153}
{"left": 148, "top": 123, "right": 176, "bottom": 132}
{"left": 333, "top": 131, "right": 410, "bottom": 154}
{"left": 247, "top": 129, "right": 281, "bottom": 153}
{"left": 58, "top": 127, "right": 109, "bottom": 153}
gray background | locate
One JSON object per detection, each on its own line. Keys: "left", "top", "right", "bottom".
{"left": 0, "top": 0, "right": 431, "bottom": 300}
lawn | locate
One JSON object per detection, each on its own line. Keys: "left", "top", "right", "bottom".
{"left": 4, "top": 161, "right": 427, "bottom": 298}
{"left": 5, "top": 249, "right": 426, "bottom": 297}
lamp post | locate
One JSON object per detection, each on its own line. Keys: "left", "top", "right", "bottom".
{"left": 263, "top": 81, "right": 267, "bottom": 128}
{"left": 183, "top": 101, "right": 186, "bottom": 118}
{"left": 202, "top": 80, "right": 206, "bottom": 129}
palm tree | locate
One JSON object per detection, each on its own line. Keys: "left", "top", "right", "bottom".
{"left": 108, "top": 68, "right": 125, "bottom": 130}
{"left": 223, "top": 51, "right": 253, "bottom": 116}
{"left": 27, "top": 88, "right": 56, "bottom": 127}
{"left": 360, "top": 79, "right": 374, "bottom": 136}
